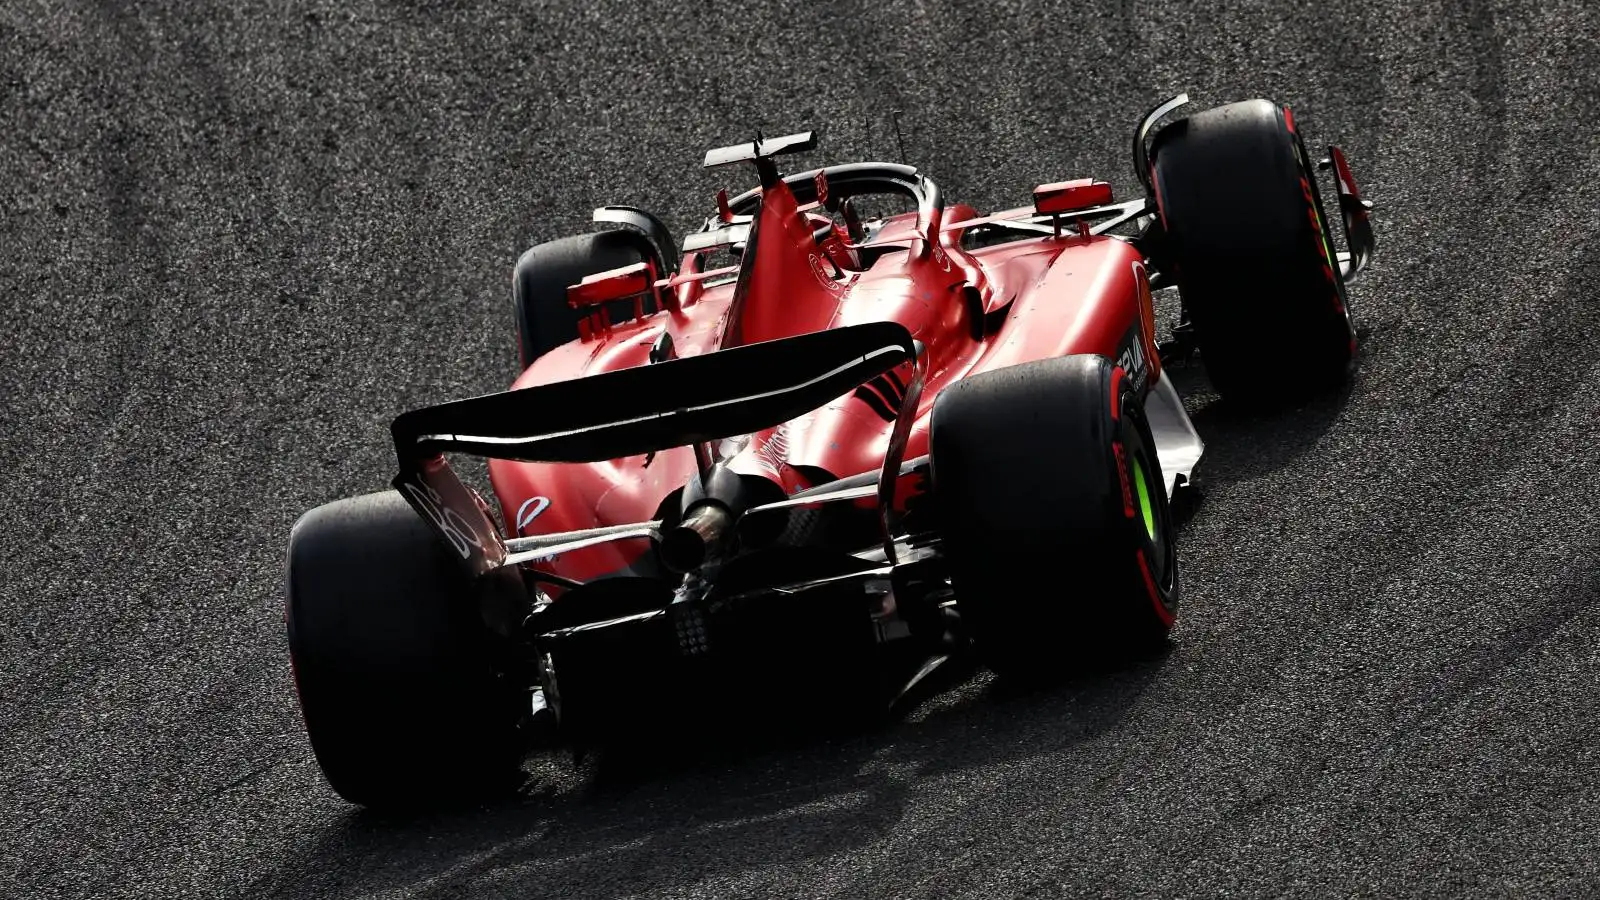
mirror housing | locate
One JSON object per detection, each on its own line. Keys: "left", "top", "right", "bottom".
{"left": 1033, "top": 179, "right": 1114, "bottom": 215}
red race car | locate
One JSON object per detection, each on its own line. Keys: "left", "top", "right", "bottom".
{"left": 285, "top": 93, "right": 1375, "bottom": 809}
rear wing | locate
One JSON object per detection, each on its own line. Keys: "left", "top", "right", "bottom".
{"left": 390, "top": 321, "right": 918, "bottom": 576}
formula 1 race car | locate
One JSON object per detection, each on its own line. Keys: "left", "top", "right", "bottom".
{"left": 285, "top": 93, "right": 1375, "bottom": 810}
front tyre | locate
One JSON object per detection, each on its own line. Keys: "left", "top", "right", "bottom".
{"left": 930, "top": 355, "right": 1178, "bottom": 677}
{"left": 1151, "top": 98, "right": 1355, "bottom": 406}
{"left": 285, "top": 490, "right": 530, "bottom": 810}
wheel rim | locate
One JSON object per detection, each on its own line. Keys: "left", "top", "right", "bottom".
{"left": 1133, "top": 453, "right": 1157, "bottom": 542}
{"left": 1130, "top": 445, "right": 1172, "bottom": 591}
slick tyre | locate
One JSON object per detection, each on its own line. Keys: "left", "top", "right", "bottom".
{"left": 1151, "top": 98, "right": 1355, "bottom": 406}
{"left": 513, "top": 228, "right": 658, "bottom": 370}
{"left": 285, "top": 490, "right": 529, "bottom": 810}
{"left": 930, "top": 355, "right": 1178, "bottom": 677}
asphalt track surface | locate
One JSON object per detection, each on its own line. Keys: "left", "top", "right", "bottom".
{"left": 6, "top": 0, "right": 1600, "bottom": 897}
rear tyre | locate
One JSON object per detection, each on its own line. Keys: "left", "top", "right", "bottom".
{"left": 285, "top": 490, "right": 530, "bottom": 810}
{"left": 513, "top": 229, "right": 657, "bottom": 370}
{"left": 1151, "top": 98, "right": 1355, "bottom": 406}
{"left": 930, "top": 355, "right": 1178, "bottom": 677}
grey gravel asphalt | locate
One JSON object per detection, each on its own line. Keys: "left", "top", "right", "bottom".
{"left": 5, "top": 0, "right": 1600, "bottom": 897}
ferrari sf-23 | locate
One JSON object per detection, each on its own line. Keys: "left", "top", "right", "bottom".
{"left": 285, "top": 94, "right": 1376, "bottom": 809}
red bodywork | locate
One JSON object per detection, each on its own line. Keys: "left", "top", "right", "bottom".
{"left": 489, "top": 173, "right": 1161, "bottom": 582}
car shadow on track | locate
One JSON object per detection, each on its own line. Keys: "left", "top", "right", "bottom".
{"left": 253, "top": 646, "right": 1173, "bottom": 899}
{"left": 1159, "top": 353, "right": 1358, "bottom": 522}
{"left": 252, "top": 356, "right": 1355, "bottom": 900}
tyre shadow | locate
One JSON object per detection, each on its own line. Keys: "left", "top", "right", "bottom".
{"left": 252, "top": 644, "right": 1174, "bottom": 899}
{"left": 1159, "top": 348, "right": 1360, "bottom": 523}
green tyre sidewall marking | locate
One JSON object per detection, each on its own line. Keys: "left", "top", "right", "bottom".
{"left": 1133, "top": 452, "right": 1156, "bottom": 542}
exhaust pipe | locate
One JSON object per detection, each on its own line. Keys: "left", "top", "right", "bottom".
{"left": 659, "top": 503, "right": 735, "bottom": 573}
{"left": 658, "top": 460, "right": 790, "bottom": 574}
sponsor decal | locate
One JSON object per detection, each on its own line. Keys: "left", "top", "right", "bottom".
{"left": 754, "top": 422, "right": 792, "bottom": 475}
{"left": 808, "top": 253, "right": 847, "bottom": 294}
{"left": 1115, "top": 322, "right": 1150, "bottom": 395}
{"left": 1132, "top": 260, "right": 1160, "bottom": 382}
{"left": 400, "top": 476, "right": 484, "bottom": 562}
{"left": 515, "top": 495, "right": 551, "bottom": 534}
{"left": 747, "top": 413, "right": 815, "bottom": 476}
